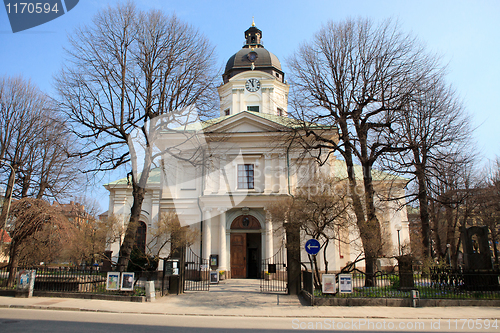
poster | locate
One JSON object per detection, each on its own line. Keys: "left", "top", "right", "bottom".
{"left": 106, "top": 272, "right": 120, "bottom": 290}
{"left": 339, "top": 274, "right": 353, "bottom": 293}
{"left": 210, "top": 255, "right": 218, "bottom": 268}
{"left": 121, "top": 272, "right": 135, "bottom": 291}
{"left": 210, "top": 271, "right": 219, "bottom": 284}
{"left": 322, "top": 274, "right": 336, "bottom": 294}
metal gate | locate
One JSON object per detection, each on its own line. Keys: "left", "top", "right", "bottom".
{"left": 184, "top": 247, "right": 210, "bottom": 291}
{"left": 260, "top": 244, "right": 287, "bottom": 293}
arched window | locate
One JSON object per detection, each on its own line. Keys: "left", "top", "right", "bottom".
{"left": 135, "top": 221, "right": 147, "bottom": 253}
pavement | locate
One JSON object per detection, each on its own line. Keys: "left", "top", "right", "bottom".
{"left": 0, "top": 279, "right": 499, "bottom": 320}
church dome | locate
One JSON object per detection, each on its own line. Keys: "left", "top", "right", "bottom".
{"left": 223, "top": 23, "right": 285, "bottom": 84}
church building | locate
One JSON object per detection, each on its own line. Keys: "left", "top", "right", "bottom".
{"left": 105, "top": 22, "right": 410, "bottom": 278}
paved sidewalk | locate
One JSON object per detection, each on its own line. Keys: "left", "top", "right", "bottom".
{"left": 0, "top": 279, "right": 499, "bottom": 320}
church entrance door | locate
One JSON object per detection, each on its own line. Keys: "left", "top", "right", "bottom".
{"left": 230, "top": 215, "right": 261, "bottom": 279}
{"left": 230, "top": 233, "right": 246, "bottom": 278}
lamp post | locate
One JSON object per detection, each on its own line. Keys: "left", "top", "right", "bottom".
{"left": 395, "top": 223, "right": 402, "bottom": 256}
{"left": 446, "top": 244, "right": 451, "bottom": 266}
{"left": 0, "top": 159, "right": 15, "bottom": 251}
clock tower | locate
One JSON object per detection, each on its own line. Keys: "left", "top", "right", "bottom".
{"left": 218, "top": 21, "right": 289, "bottom": 117}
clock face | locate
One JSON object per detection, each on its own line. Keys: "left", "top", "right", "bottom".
{"left": 245, "top": 78, "right": 260, "bottom": 92}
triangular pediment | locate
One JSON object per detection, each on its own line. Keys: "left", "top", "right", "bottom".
{"left": 203, "top": 111, "right": 289, "bottom": 133}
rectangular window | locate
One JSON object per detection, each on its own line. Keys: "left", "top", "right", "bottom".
{"left": 224, "top": 108, "right": 230, "bottom": 116}
{"left": 237, "top": 164, "right": 254, "bottom": 189}
{"left": 277, "top": 108, "right": 283, "bottom": 116}
{"left": 247, "top": 106, "right": 259, "bottom": 112}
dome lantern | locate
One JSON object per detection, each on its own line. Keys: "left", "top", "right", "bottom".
{"left": 223, "top": 22, "right": 285, "bottom": 84}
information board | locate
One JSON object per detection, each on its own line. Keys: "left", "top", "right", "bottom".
{"left": 322, "top": 274, "right": 336, "bottom": 294}
{"left": 339, "top": 274, "right": 353, "bottom": 293}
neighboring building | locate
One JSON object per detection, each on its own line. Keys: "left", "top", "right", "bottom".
{"left": 51, "top": 201, "right": 88, "bottom": 226}
{"left": 105, "top": 23, "right": 410, "bottom": 277}
{"left": 0, "top": 229, "right": 11, "bottom": 264}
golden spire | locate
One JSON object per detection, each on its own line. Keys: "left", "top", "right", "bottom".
{"left": 252, "top": 17, "right": 255, "bottom": 27}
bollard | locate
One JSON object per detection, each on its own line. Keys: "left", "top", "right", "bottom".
{"left": 411, "top": 289, "right": 419, "bottom": 307}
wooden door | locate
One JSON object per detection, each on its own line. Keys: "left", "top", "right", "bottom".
{"left": 230, "top": 233, "right": 246, "bottom": 278}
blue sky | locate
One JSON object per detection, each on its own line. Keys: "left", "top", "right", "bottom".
{"left": 1, "top": 0, "right": 499, "bottom": 210}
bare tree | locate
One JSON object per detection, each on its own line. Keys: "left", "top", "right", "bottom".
{"left": 268, "top": 176, "right": 353, "bottom": 290}
{"left": 56, "top": 2, "right": 218, "bottom": 271}
{"left": 421, "top": 153, "right": 477, "bottom": 267}
{"left": 288, "top": 18, "right": 439, "bottom": 283}
{"left": 383, "top": 78, "right": 474, "bottom": 259}
{"left": 0, "top": 76, "right": 50, "bottom": 223}
{"left": 0, "top": 76, "right": 82, "bottom": 210}
{"left": 469, "top": 158, "right": 500, "bottom": 267}
{"left": 5, "top": 198, "right": 69, "bottom": 286}
{"left": 146, "top": 211, "right": 199, "bottom": 260}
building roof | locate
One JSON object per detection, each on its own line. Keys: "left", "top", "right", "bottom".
{"left": 179, "top": 111, "right": 329, "bottom": 132}
{"left": 0, "top": 229, "right": 11, "bottom": 243}
{"left": 224, "top": 47, "right": 282, "bottom": 74}
{"left": 105, "top": 157, "right": 406, "bottom": 188}
{"left": 331, "top": 159, "right": 408, "bottom": 182}
{"left": 105, "top": 168, "right": 162, "bottom": 187}
{"left": 223, "top": 23, "right": 284, "bottom": 83}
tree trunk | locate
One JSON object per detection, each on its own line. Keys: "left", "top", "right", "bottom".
{"left": 0, "top": 166, "right": 16, "bottom": 230}
{"left": 492, "top": 228, "right": 499, "bottom": 268}
{"left": 6, "top": 241, "right": 19, "bottom": 287}
{"left": 361, "top": 167, "right": 382, "bottom": 287}
{"left": 338, "top": 120, "right": 378, "bottom": 286}
{"left": 414, "top": 161, "right": 431, "bottom": 258}
{"left": 286, "top": 219, "right": 301, "bottom": 295}
{"left": 116, "top": 183, "right": 146, "bottom": 272}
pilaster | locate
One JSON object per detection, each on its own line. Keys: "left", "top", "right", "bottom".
{"left": 264, "top": 153, "right": 272, "bottom": 194}
{"left": 279, "top": 153, "right": 287, "bottom": 194}
{"left": 202, "top": 208, "right": 212, "bottom": 261}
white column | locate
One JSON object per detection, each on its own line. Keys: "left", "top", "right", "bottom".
{"left": 264, "top": 153, "right": 272, "bottom": 194}
{"left": 218, "top": 208, "right": 227, "bottom": 270}
{"left": 272, "top": 154, "right": 278, "bottom": 193}
{"left": 279, "top": 153, "right": 287, "bottom": 194}
{"left": 232, "top": 89, "right": 238, "bottom": 114}
{"left": 265, "top": 210, "right": 274, "bottom": 261}
{"left": 203, "top": 208, "right": 212, "bottom": 261}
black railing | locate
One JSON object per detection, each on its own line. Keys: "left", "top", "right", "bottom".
{"left": 260, "top": 245, "right": 287, "bottom": 293}
{"left": 184, "top": 248, "right": 209, "bottom": 292}
{"left": 0, "top": 266, "right": 165, "bottom": 296}
{"left": 305, "top": 269, "right": 500, "bottom": 300}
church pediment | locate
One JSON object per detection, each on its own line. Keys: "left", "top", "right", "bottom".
{"left": 204, "top": 111, "right": 288, "bottom": 133}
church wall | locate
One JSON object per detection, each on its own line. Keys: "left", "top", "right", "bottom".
{"left": 104, "top": 23, "right": 411, "bottom": 277}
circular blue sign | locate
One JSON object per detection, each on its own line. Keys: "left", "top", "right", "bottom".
{"left": 305, "top": 239, "right": 321, "bottom": 255}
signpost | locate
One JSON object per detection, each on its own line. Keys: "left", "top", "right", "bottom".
{"left": 305, "top": 239, "right": 321, "bottom": 305}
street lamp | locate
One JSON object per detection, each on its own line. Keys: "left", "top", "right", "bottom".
{"left": 395, "top": 223, "right": 402, "bottom": 256}
{"left": 0, "top": 159, "right": 15, "bottom": 251}
{"left": 446, "top": 244, "right": 451, "bottom": 266}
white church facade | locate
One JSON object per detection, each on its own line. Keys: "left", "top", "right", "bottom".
{"left": 105, "top": 23, "right": 410, "bottom": 278}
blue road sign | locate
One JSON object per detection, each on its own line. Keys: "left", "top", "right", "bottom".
{"left": 305, "top": 239, "right": 321, "bottom": 255}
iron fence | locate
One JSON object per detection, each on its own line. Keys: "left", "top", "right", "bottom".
{"left": 303, "top": 269, "right": 500, "bottom": 300}
{"left": 260, "top": 245, "right": 287, "bottom": 293}
{"left": 0, "top": 266, "right": 164, "bottom": 296}
{"left": 184, "top": 248, "right": 209, "bottom": 292}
